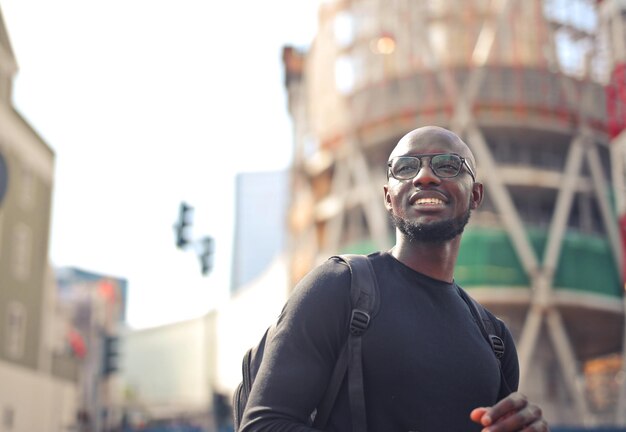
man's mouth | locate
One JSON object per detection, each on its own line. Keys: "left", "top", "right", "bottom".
{"left": 414, "top": 197, "right": 445, "bottom": 206}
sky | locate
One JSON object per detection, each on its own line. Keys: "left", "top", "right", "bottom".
{"left": 0, "top": 0, "right": 319, "bottom": 329}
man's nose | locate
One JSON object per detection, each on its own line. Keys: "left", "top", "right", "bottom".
{"left": 412, "top": 163, "right": 441, "bottom": 186}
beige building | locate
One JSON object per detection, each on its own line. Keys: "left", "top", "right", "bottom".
{"left": 0, "top": 7, "right": 78, "bottom": 432}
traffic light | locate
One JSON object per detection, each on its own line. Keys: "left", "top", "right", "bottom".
{"left": 199, "top": 236, "right": 214, "bottom": 276}
{"left": 102, "top": 335, "right": 119, "bottom": 376}
{"left": 174, "top": 202, "right": 194, "bottom": 249}
{"left": 173, "top": 202, "right": 215, "bottom": 276}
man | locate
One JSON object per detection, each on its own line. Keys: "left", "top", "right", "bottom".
{"left": 240, "top": 126, "right": 549, "bottom": 431}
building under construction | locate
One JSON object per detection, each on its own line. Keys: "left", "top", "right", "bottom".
{"left": 282, "top": 0, "right": 626, "bottom": 427}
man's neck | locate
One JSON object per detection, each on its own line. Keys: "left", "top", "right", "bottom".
{"left": 390, "top": 236, "right": 461, "bottom": 283}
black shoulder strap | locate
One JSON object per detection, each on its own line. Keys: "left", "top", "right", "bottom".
{"left": 313, "top": 254, "right": 380, "bottom": 431}
{"left": 457, "top": 286, "right": 512, "bottom": 397}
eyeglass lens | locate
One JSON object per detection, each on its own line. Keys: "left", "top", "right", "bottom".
{"left": 390, "top": 154, "right": 463, "bottom": 179}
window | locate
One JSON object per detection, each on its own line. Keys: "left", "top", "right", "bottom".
{"left": 334, "top": 11, "right": 354, "bottom": 47}
{"left": 19, "top": 167, "right": 35, "bottom": 210}
{"left": 335, "top": 55, "right": 355, "bottom": 94}
{"left": 0, "top": 211, "right": 4, "bottom": 262}
{"left": 6, "top": 302, "right": 26, "bottom": 359}
{"left": 0, "top": 150, "right": 8, "bottom": 207}
{"left": 2, "top": 406, "right": 14, "bottom": 429}
{"left": 12, "top": 223, "right": 32, "bottom": 282}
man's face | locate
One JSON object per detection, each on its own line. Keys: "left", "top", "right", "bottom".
{"left": 383, "top": 127, "right": 482, "bottom": 243}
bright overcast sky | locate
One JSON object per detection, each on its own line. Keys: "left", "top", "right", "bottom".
{"left": 0, "top": 1, "right": 319, "bottom": 329}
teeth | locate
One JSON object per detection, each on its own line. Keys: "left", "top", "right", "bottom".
{"left": 416, "top": 198, "right": 444, "bottom": 205}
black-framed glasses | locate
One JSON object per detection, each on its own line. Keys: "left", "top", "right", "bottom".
{"left": 387, "top": 153, "right": 476, "bottom": 182}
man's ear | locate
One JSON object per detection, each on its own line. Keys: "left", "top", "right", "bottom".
{"left": 470, "top": 182, "right": 484, "bottom": 210}
{"left": 383, "top": 184, "right": 393, "bottom": 212}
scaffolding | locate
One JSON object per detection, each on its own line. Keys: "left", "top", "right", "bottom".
{"left": 283, "top": 0, "right": 626, "bottom": 427}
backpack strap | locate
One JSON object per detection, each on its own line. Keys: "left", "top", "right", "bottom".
{"left": 313, "top": 254, "right": 380, "bottom": 431}
{"left": 457, "top": 286, "right": 513, "bottom": 397}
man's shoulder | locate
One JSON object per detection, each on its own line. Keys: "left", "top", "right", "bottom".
{"left": 328, "top": 250, "right": 386, "bottom": 263}
{"left": 329, "top": 251, "right": 393, "bottom": 278}
{"left": 290, "top": 255, "right": 354, "bottom": 299}
{"left": 292, "top": 251, "right": 390, "bottom": 301}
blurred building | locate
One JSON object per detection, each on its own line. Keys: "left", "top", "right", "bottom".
{"left": 55, "top": 267, "right": 127, "bottom": 432}
{"left": 119, "top": 255, "right": 288, "bottom": 432}
{"left": 282, "top": 0, "right": 626, "bottom": 427}
{"left": 230, "top": 170, "right": 288, "bottom": 293}
{"left": 120, "top": 314, "right": 217, "bottom": 431}
{"left": 0, "top": 7, "right": 78, "bottom": 432}
{"left": 221, "top": 168, "right": 290, "bottom": 398}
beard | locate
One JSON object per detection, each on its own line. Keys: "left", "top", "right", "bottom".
{"left": 391, "top": 206, "right": 472, "bottom": 243}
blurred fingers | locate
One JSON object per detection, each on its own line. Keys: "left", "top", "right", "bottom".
{"left": 482, "top": 403, "right": 547, "bottom": 432}
{"left": 482, "top": 393, "right": 529, "bottom": 425}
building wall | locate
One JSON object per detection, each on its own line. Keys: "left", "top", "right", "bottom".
{"left": 121, "top": 315, "right": 214, "bottom": 417}
{"left": 0, "top": 6, "right": 79, "bottom": 431}
{"left": 0, "top": 359, "right": 76, "bottom": 432}
{"left": 0, "top": 104, "right": 54, "bottom": 370}
{"left": 231, "top": 170, "right": 288, "bottom": 293}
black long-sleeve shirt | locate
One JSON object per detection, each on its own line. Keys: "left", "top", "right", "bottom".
{"left": 240, "top": 251, "right": 519, "bottom": 432}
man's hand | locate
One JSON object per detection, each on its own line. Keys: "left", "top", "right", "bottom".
{"left": 470, "top": 392, "right": 549, "bottom": 431}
